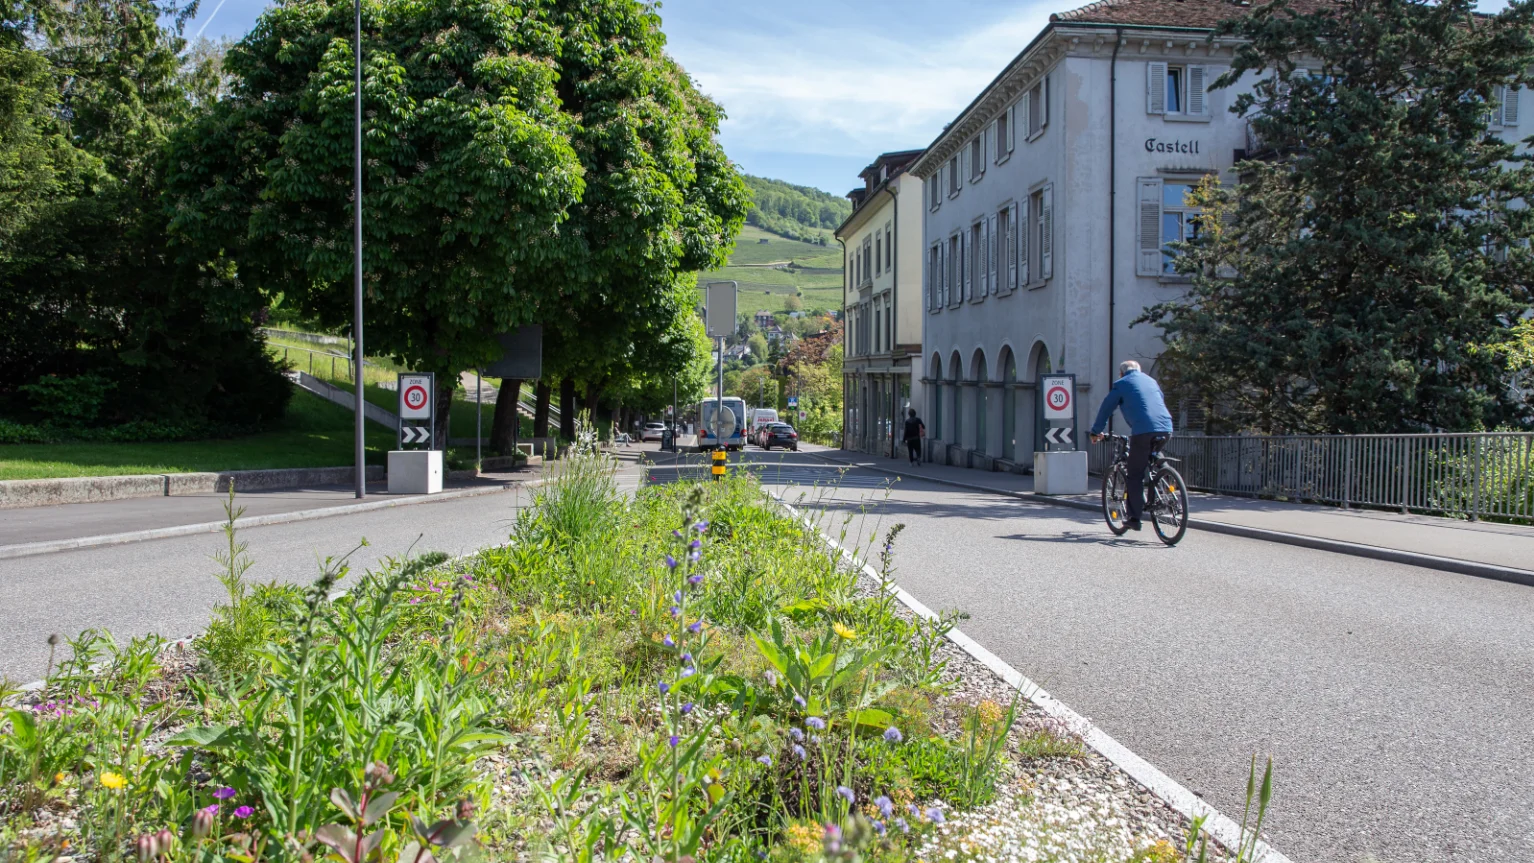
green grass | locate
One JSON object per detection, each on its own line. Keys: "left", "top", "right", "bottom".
{"left": 0, "top": 387, "right": 397, "bottom": 480}
{"left": 699, "top": 226, "right": 844, "bottom": 317}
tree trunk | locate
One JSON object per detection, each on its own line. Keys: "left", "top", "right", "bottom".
{"left": 489, "top": 378, "right": 523, "bottom": 456}
{"left": 533, "top": 381, "right": 551, "bottom": 438}
{"left": 559, "top": 377, "right": 577, "bottom": 440}
{"left": 432, "top": 375, "right": 455, "bottom": 450}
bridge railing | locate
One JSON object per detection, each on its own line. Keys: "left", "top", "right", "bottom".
{"left": 1090, "top": 432, "right": 1534, "bottom": 524}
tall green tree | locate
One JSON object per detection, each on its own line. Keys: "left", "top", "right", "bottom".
{"left": 1142, "top": 0, "right": 1534, "bottom": 433}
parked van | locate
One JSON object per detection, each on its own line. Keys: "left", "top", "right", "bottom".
{"left": 748, "top": 408, "right": 779, "bottom": 438}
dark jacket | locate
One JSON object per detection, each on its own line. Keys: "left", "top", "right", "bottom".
{"left": 903, "top": 416, "right": 925, "bottom": 442}
{"left": 1090, "top": 370, "right": 1174, "bottom": 436}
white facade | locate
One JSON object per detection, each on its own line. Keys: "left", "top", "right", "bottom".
{"left": 914, "top": 15, "right": 1527, "bottom": 470}
{"left": 838, "top": 153, "right": 927, "bottom": 456}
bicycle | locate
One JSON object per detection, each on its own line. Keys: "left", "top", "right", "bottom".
{"left": 1100, "top": 434, "right": 1189, "bottom": 546}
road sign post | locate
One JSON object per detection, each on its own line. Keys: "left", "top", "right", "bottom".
{"left": 1035, "top": 372, "right": 1086, "bottom": 494}
{"left": 391, "top": 372, "right": 442, "bottom": 495}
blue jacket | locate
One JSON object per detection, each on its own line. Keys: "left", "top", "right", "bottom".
{"left": 1090, "top": 370, "right": 1174, "bottom": 436}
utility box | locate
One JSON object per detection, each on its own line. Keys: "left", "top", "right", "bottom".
{"left": 1034, "top": 450, "right": 1088, "bottom": 495}
{"left": 388, "top": 450, "right": 443, "bottom": 495}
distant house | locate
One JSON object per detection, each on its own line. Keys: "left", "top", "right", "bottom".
{"left": 753, "top": 309, "right": 776, "bottom": 329}
{"left": 758, "top": 238, "right": 770, "bottom": 244}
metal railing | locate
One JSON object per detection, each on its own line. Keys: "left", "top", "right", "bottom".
{"left": 1089, "top": 433, "right": 1534, "bottom": 524}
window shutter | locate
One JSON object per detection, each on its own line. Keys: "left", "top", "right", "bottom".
{"left": 1136, "top": 177, "right": 1163, "bottom": 276}
{"left": 1042, "top": 75, "right": 1050, "bottom": 128}
{"left": 961, "top": 231, "right": 971, "bottom": 301}
{"left": 1019, "top": 197, "right": 1030, "bottom": 284}
{"left": 1008, "top": 106, "right": 1017, "bottom": 153}
{"left": 1147, "top": 62, "right": 1167, "bottom": 115}
{"left": 1019, "top": 91, "right": 1031, "bottom": 139}
{"left": 1039, "top": 184, "right": 1054, "bottom": 281}
{"left": 987, "top": 214, "right": 998, "bottom": 296}
{"left": 1504, "top": 85, "right": 1520, "bottom": 127}
{"left": 1188, "top": 65, "right": 1208, "bottom": 116}
{"left": 1007, "top": 203, "right": 1019, "bottom": 291}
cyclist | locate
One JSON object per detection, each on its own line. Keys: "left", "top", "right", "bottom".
{"left": 1088, "top": 360, "right": 1173, "bottom": 531}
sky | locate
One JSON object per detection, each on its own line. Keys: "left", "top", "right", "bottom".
{"left": 183, "top": 0, "right": 1517, "bottom": 197}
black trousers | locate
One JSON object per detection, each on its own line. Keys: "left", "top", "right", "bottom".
{"left": 905, "top": 438, "right": 921, "bottom": 463}
{"left": 1125, "top": 433, "right": 1170, "bottom": 521}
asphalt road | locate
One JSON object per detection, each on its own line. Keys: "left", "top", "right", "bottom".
{"left": 685, "top": 448, "right": 1534, "bottom": 863}
{"left": 0, "top": 470, "right": 634, "bottom": 684}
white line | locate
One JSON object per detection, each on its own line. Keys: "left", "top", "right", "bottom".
{"left": 193, "top": 0, "right": 230, "bottom": 39}
{"left": 771, "top": 492, "right": 1292, "bottom": 863}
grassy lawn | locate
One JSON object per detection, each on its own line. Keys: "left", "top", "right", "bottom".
{"left": 0, "top": 387, "right": 397, "bottom": 481}
{"left": 699, "top": 225, "right": 845, "bottom": 316}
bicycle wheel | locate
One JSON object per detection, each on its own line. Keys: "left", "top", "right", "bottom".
{"left": 1150, "top": 465, "right": 1189, "bottom": 546}
{"left": 1102, "top": 464, "right": 1131, "bottom": 536}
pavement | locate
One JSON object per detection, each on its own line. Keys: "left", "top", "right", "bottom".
{"left": 646, "top": 446, "right": 1534, "bottom": 863}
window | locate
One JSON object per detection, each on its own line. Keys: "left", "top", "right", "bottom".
{"left": 885, "top": 225, "right": 892, "bottom": 270}
{"left": 928, "top": 244, "right": 941, "bottom": 310}
{"left": 1027, "top": 185, "right": 1053, "bottom": 283}
{"left": 1136, "top": 177, "right": 1201, "bottom": 276}
{"left": 999, "top": 204, "right": 1018, "bottom": 293}
{"left": 1147, "top": 63, "right": 1208, "bottom": 118}
{"left": 1492, "top": 84, "right": 1521, "bottom": 128}
{"left": 929, "top": 174, "right": 941, "bottom": 210}
{"left": 947, "top": 156, "right": 960, "bottom": 198}
{"left": 970, "top": 222, "right": 983, "bottom": 299}
{"left": 969, "top": 136, "right": 984, "bottom": 181}
{"left": 1022, "top": 75, "right": 1049, "bottom": 139}
{"left": 862, "top": 237, "right": 873, "bottom": 284}
{"left": 995, "top": 107, "right": 1013, "bottom": 161}
{"left": 948, "top": 233, "right": 961, "bottom": 305}
{"left": 875, "top": 234, "right": 882, "bottom": 277}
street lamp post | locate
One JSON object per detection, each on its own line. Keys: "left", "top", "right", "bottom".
{"left": 352, "top": 0, "right": 365, "bottom": 499}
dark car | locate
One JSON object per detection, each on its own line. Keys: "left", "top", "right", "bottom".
{"left": 759, "top": 423, "right": 799, "bottom": 451}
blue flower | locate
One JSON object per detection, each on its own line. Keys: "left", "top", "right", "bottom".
{"left": 927, "top": 807, "right": 945, "bottom": 824}
{"left": 664, "top": 554, "right": 678, "bottom": 570}
{"left": 689, "top": 539, "right": 701, "bottom": 550}
{"left": 792, "top": 744, "right": 806, "bottom": 760}
{"left": 680, "top": 652, "right": 693, "bottom": 663}
{"left": 689, "top": 549, "right": 701, "bottom": 562}
{"left": 789, "top": 727, "right": 803, "bottom": 742}
{"left": 792, "top": 694, "right": 806, "bottom": 708}
{"left": 680, "top": 702, "right": 694, "bottom": 715}
{"left": 872, "top": 820, "right": 886, "bottom": 836}
{"left": 672, "top": 529, "right": 684, "bottom": 539}
{"left": 883, "top": 726, "right": 903, "bottom": 743}
{"left": 658, "top": 681, "right": 670, "bottom": 695}
{"left": 673, "top": 590, "right": 683, "bottom": 603}
{"left": 835, "top": 786, "right": 855, "bottom": 804}
{"left": 894, "top": 818, "right": 909, "bottom": 834}
{"left": 694, "top": 520, "right": 709, "bottom": 533}
{"left": 809, "top": 734, "right": 821, "bottom": 745}
{"left": 663, "top": 635, "right": 674, "bottom": 647}
{"left": 668, "top": 735, "right": 679, "bottom": 748}
{"left": 669, "top": 605, "right": 681, "bottom": 618}
{"left": 687, "top": 621, "right": 703, "bottom": 634}
{"left": 679, "top": 666, "right": 696, "bottom": 679}
{"left": 756, "top": 755, "right": 772, "bottom": 767}
{"left": 874, "top": 795, "right": 893, "bottom": 818}
{"left": 805, "top": 716, "right": 826, "bottom": 730}
{"left": 687, "top": 574, "right": 704, "bottom": 585}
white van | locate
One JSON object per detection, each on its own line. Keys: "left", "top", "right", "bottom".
{"left": 748, "top": 408, "right": 779, "bottom": 441}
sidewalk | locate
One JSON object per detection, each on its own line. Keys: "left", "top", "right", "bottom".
{"left": 813, "top": 446, "right": 1534, "bottom": 582}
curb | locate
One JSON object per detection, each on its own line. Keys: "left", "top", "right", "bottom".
{"left": 772, "top": 493, "right": 1292, "bottom": 863}
{"left": 0, "top": 465, "right": 388, "bottom": 510}
{"left": 0, "top": 481, "right": 544, "bottom": 561}
{"left": 806, "top": 451, "right": 1534, "bottom": 588}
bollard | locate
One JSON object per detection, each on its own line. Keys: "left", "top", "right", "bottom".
{"left": 711, "top": 448, "right": 727, "bottom": 481}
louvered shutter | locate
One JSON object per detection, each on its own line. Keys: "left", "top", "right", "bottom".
{"left": 1147, "top": 62, "right": 1167, "bottom": 115}
{"left": 1007, "top": 203, "right": 1019, "bottom": 291}
{"left": 939, "top": 243, "right": 948, "bottom": 306}
{"left": 1019, "top": 197, "right": 1030, "bottom": 284}
{"left": 987, "top": 214, "right": 998, "bottom": 296}
{"left": 1041, "top": 75, "right": 1050, "bottom": 128}
{"left": 1188, "top": 66, "right": 1208, "bottom": 116}
{"left": 1504, "top": 85, "right": 1521, "bottom": 127}
{"left": 1039, "top": 185, "right": 1054, "bottom": 281}
{"left": 1008, "top": 106, "right": 1017, "bottom": 153}
{"left": 1136, "top": 177, "right": 1163, "bottom": 276}
{"left": 1019, "top": 91, "right": 1031, "bottom": 139}
{"left": 961, "top": 230, "right": 971, "bottom": 301}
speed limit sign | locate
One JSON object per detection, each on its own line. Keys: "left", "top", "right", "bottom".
{"left": 398, "top": 373, "right": 434, "bottom": 419}
{"left": 1041, "top": 375, "right": 1074, "bottom": 421}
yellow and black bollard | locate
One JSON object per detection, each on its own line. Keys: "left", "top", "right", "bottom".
{"left": 711, "top": 447, "right": 727, "bottom": 481}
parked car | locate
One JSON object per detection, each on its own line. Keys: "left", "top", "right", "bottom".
{"left": 758, "top": 423, "right": 799, "bottom": 451}
{"left": 641, "top": 422, "right": 666, "bottom": 442}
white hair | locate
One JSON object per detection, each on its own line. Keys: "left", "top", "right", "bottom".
{"left": 1119, "top": 360, "right": 1141, "bottom": 376}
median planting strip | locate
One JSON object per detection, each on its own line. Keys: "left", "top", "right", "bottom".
{"left": 2, "top": 445, "right": 1279, "bottom": 861}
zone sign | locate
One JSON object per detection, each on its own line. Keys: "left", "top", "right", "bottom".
{"left": 1041, "top": 375, "right": 1074, "bottom": 421}
{"left": 398, "top": 373, "right": 434, "bottom": 420}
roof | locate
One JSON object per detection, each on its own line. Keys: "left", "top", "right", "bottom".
{"left": 1051, "top": 0, "right": 1339, "bottom": 29}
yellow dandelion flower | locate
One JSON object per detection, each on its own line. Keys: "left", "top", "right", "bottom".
{"left": 100, "top": 771, "right": 126, "bottom": 790}
{"left": 832, "top": 622, "right": 857, "bottom": 641}
{"left": 53, "top": 772, "right": 65, "bottom": 784}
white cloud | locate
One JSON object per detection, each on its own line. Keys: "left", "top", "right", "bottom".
{"left": 670, "top": 3, "right": 1057, "bottom": 159}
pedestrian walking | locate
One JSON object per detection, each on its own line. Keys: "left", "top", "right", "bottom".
{"left": 902, "top": 408, "right": 925, "bottom": 466}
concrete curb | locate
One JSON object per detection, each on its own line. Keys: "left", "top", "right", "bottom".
{"left": 807, "top": 451, "right": 1534, "bottom": 588}
{"left": 0, "top": 465, "right": 388, "bottom": 510}
{"left": 771, "top": 493, "right": 1291, "bottom": 863}
{"left": 0, "top": 481, "right": 544, "bottom": 561}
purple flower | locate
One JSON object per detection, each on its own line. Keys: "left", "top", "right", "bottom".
{"left": 687, "top": 574, "right": 704, "bottom": 586}
{"left": 202, "top": 804, "right": 219, "bottom": 815}
{"left": 689, "top": 539, "right": 701, "bottom": 550}
{"left": 689, "top": 549, "right": 701, "bottom": 562}
{"left": 680, "top": 702, "right": 694, "bottom": 715}
{"left": 756, "top": 755, "right": 772, "bottom": 767}
{"left": 764, "top": 670, "right": 778, "bottom": 686}
{"left": 668, "top": 735, "right": 679, "bottom": 748}
{"left": 792, "top": 744, "right": 806, "bottom": 760}
{"left": 672, "top": 529, "right": 684, "bottom": 539}
{"left": 792, "top": 694, "right": 806, "bottom": 708}
{"left": 233, "top": 805, "right": 254, "bottom": 819}
{"left": 895, "top": 818, "right": 909, "bottom": 834}
{"left": 680, "top": 652, "right": 693, "bottom": 663}
{"left": 673, "top": 590, "right": 683, "bottom": 603}
{"left": 872, "top": 820, "right": 886, "bottom": 836}
{"left": 883, "top": 726, "right": 904, "bottom": 743}
{"left": 836, "top": 786, "right": 856, "bottom": 804}
{"left": 663, "top": 635, "right": 675, "bottom": 648}
{"left": 669, "top": 606, "right": 681, "bottom": 618}
{"left": 874, "top": 795, "right": 893, "bottom": 818}
{"left": 407, "top": 598, "right": 421, "bottom": 605}
{"left": 679, "top": 666, "right": 695, "bottom": 679}
{"left": 788, "top": 727, "right": 803, "bottom": 742}
{"left": 687, "top": 621, "right": 703, "bottom": 634}
{"left": 214, "top": 787, "right": 237, "bottom": 800}
{"left": 927, "top": 807, "right": 945, "bottom": 824}
{"left": 658, "top": 682, "right": 670, "bottom": 695}
{"left": 805, "top": 716, "right": 826, "bottom": 730}
{"left": 908, "top": 803, "right": 920, "bottom": 817}
{"left": 693, "top": 521, "right": 709, "bottom": 533}
{"left": 809, "top": 734, "right": 821, "bottom": 745}
{"left": 665, "top": 554, "right": 678, "bottom": 570}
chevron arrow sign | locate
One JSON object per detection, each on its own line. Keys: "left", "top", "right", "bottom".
{"left": 1044, "top": 427, "right": 1073, "bottom": 446}
{"left": 401, "top": 426, "right": 432, "bottom": 446}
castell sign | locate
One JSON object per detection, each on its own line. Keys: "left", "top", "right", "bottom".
{"left": 1144, "top": 138, "right": 1202, "bottom": 154}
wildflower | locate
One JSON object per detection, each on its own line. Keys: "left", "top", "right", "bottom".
{"left": 805, "top": 716, "right": 826, "bottom": 730}
{"left": 214, "top": 787, "right": 237, "bottom": 800}
{"left": 658, "top": 681, "right": 670, "bottom": 695}
{"left": 665, "top": 554, "right": 678, "bottom": 569}
{"left": 687, "top": 574, "right": 704, "bottom": 586}
{"left": 689, "top": 549, "right": 701, "bottom": 562}
{"left": 872, "top": 820, "right": 886, "bottom": 836}
{"left": 894, "top": 817, "right": 909, "bottom": 834}
{"left": 668, "top": 735, "right": 679, "bottom": 748}
{"left": 789, "top": 727, "right": 804, "bottom": 742}
{"left": 883, "top": 726, "right": 904, "bottom": 743}
{"left": 976, "top": 699, "right": 1005, "bottom": 728}
{"left": 927, "top": 807, "right": 945, "bottom": 824}
{"left": 672, "top": 529, "right": 684, "bottom": 540}
{"left": 680, "top": 652, "right": 694, "bottom": 663}
{"left": 832, "top": 622, "right": 857, "bottom": 641}
{"left": 689, "top": 539, "right": 701, "bottom": 550}
{"left": 792, "top": 744, "right": 806, "bottom": 760}
{"left": 764, "top": 670, "right": 778, "bottom": 687}
{"left": 874, "top": 795, "right": 893, "bottom": 818}
{"left": 53, "top": 772, "right": 64, "bottom": 784}
{"left": 835, "top": 786, "right": 856, "bottom": 804}
{"left": 234, "top": 805, "right": 254, "bottom": 819}
{"left": 679, "top": 666, "right": 696, "bottom": 679}
{"left": 669, "top": 606, "right": 681, "bottom": 618}
{"left": 687, "top": 621, "right": 702, "bottom": 634}
{"left": 809, "top": 734, "right": 821, "bottom": 745}
{"left": 792, "top": 694, "right": 806, "bottom": 708}
{"left": 192, "top": 809, "right": 214, "bottom": 839}
{"left": 680, "top": 702, "right": 694, "bottom": 715}
{"left": 694, "top": 520, "right": 709, "bottom": 532}
{"left": 756, "top": 755, "right": 772, "bottom": 767}
{"left": 822, "top": 823, "right": 843, "bottom": 853}
{"left": 100, "top": 772, "right": 126, "bottom": 790}
{"left": 202, "top": 804, "right": 219, "bottom": 815}
{"left": 673, "top": 590, "right": 683, "bottom": 603}
{"left": 663, "top": 635, "right": 675, "bottom": 648}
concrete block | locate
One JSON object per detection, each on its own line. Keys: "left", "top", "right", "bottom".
{"left": 1034, "top": 450, "right": 1088, "bottom": 495}
{"left": 388, "top": 451, "right": 442, "bottom": 495}
{"left": 0, "top": 474, "right": 167, "bottom": 509}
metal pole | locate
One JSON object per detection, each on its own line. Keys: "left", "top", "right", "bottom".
{"left": 352, "top": 0, "right": 365, "bottom": 499}
{"left": 476, "top": 370, "right": 482, "bottom": 469}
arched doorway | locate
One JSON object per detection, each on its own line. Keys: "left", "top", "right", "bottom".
{"left": 1027, "top": 341, "right": 1053, "bottom": 459}
{"left": 1000, "top": 348, "right": 1018, "bottom": 462}
{"left": 971, "top": 349, "right": 988, "bottom": 456}
{"left": 930, "top": 354, "right": 943, "bottom": 442}
{"left": 948, "top": 351, "right": 963, "bottom": 450}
